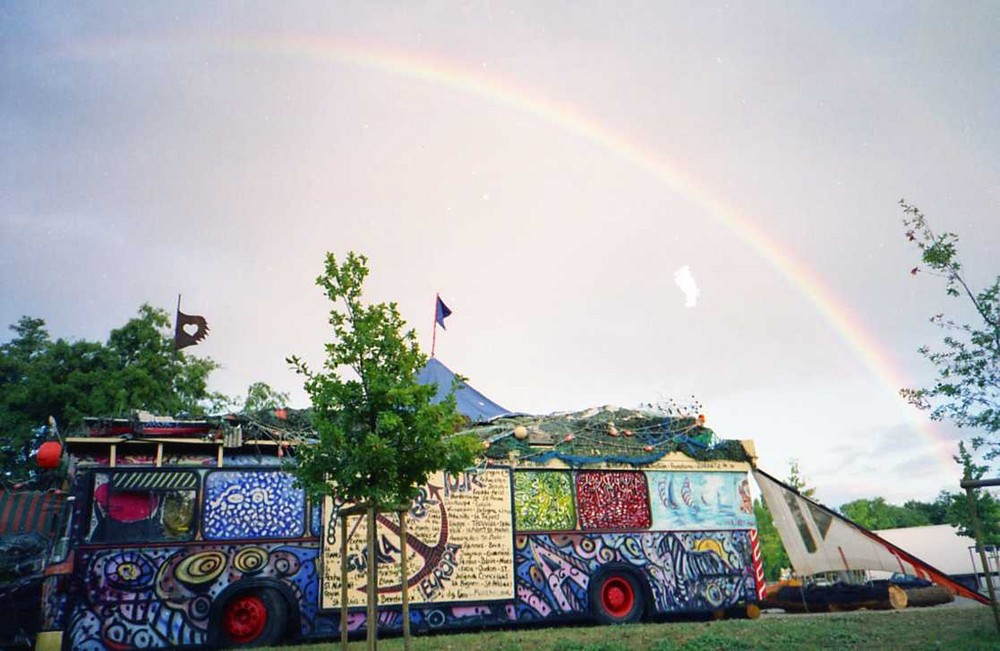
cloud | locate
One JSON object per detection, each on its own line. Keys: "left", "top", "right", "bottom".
{"left": 673, "top": 265, "right": 701, "bottom": 308}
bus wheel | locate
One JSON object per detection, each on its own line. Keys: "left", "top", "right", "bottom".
{"left": 592, "top": 572, "right": 644, "bottom": 624}
{"left": 219, "top": 589, "right": 286, "bottom": 647}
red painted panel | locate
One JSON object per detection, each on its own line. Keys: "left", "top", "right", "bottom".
{"left": 576, "top": 471, "right": 651, "bottom": 530}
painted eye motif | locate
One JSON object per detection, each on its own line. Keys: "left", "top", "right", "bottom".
{"left": 104, "top": 551, "right": 155, "bottom": 590}
{"left": 175, "top": 550, "right": 227, "bottom": 586}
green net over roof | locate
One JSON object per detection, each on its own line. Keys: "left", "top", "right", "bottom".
{"left": 459, "top": 405, "right": 752, "bottom": 466}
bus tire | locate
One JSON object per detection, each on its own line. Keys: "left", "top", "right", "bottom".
{"left": 217, "top": 588, "right": 287, "bottom": 648}
{"left": 591, "top": 570, "right": 645, "bottom": 624}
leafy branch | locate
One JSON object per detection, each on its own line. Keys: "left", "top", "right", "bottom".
{"left": 900, "top": 200, "right": 1000, "bottom": 458}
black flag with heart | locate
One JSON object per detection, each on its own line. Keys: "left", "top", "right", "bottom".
{"left": 175, "top": 310, "right": 210, "bottom": 350}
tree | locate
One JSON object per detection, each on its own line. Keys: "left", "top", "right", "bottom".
{"left": 0, "top": 305, "right": 223, "bottom": 484}
{"left": 900, "top": 201, "right": 1000, "bottom": 458}
{"left": 838, "top": 497, "right": 931, "bottom": 530}
{"left": 288, "top": 252, "right": 481, "bottom": 646}
{"left": 901, "top": 497, "right": 949, "bottom": 526}
{"left": 754, "top": 498, "right": 791, "bottom": 581}
{"left": 0, "top": 317, "right": 63, "bottom": 483}
{"left": 786, "top": 458, "right": 816, "bottom": 498}
{"left": 944, "top": 442, "right": 1000, "bottom": 544}
{"left": 239, "top": 381, "right": 290, "bottom": 413}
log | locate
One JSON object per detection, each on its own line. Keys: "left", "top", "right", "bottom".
{"left": 763, "top": 580, "right": 908, "bottom": 613}
{"left": 904, "top": 585, "right": 955, "bottom": 608}
{"left": 863, "top": 584, "right": 908, "bottom": 610}
{"left": 889, "top": 584, "right": 909, "bottom": 610}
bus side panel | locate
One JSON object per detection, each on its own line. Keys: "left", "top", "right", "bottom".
{"left": 64, "top": 541, "right": 320, "bottom": 650}
{"left": 317, "top": 528, "right": 760, "bottom": 637}
{"left": 513, "top": 530, "right": 759, "bottom": 620}
{"left": 319, "top": 529, "right": 759, "bottom": 638}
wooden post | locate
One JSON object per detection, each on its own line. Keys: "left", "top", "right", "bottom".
{"left": 400, "top": 508, "right": 411, "bottom": 651}
{"left": 366, "top": 506, "right": 378, "bottom": 651}
{"left": 341, "top": 513, "right": 349, "bottom": 651}
{"left": 966, "top": 486, "right": 1000, "bottom": 635}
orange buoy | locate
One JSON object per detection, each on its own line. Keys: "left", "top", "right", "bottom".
{"left": 37, "top": 440, "right": 62, "bottom": 469}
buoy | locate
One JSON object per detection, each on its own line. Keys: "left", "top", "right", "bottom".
{"left": 37, "top": 441, "right": 62, "bottom": 469}
{"left": 513, "top": 425, "right": 529, "bottom": 440}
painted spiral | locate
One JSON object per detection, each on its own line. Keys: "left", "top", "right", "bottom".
{"left": 233, "top": 547, "right": 268, "bottom": 574}
{"left": 175, "top": 551, "right": 227, "bottom": 586}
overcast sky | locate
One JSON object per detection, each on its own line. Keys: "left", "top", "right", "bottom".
{"left": 2, "top": 2, "right": 998, "bottom": 507}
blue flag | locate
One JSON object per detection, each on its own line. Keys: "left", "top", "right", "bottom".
{"left": 435, "top": 296, "right": 452, "bottom": 329}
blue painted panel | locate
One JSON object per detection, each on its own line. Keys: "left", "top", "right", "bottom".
{"left": 647, "top": 471, "right": 756, "bottom": 530}
{"left": 203, "top": 471, "right": 305, "bottom": 540}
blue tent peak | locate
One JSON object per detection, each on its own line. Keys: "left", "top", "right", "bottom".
{"left": 417, "top": 358, "right": 512, "bottom": 423}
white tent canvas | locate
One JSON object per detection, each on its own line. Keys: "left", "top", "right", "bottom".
{"left": 875, "top": 525, "right": 978, "bottom": 577}
{"left": 754, "top": 468, "right": 986, "bottom": 604}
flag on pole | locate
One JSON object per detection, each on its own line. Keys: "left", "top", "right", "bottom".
{"left": 175, "top": 309, "right": 210, "bottom": 350}
{"left": 435, "top": 296, "right": 452, "bottom": 330}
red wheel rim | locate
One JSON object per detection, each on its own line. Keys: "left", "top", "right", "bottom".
{"left": 223, "top": 595, "right": 268, "bottom": 643}
{"left": 601, "top": 576, "right": 635, "bottom": 618}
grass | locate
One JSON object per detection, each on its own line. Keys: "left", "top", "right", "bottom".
{"left": 262, "top": 604, "right": 1000, "bottom": 651}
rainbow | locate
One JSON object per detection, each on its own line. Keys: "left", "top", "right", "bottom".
{"left": 65, "top": 33, "right": 959, "bottom": 477}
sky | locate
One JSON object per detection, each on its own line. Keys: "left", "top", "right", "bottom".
{"left": 2, "top": 2, "right": 998, "bottom": 508}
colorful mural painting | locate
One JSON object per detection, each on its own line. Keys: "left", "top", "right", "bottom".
{"left": 89, "top": 472, "right": 198, "bottom": 543}
{"left": 514, "top": 530, "right": 757, "bottom": 619}
{"left": 321, "top": 468, "right": 515, "bottom": 609}
{"left": 648, "top": 471, "right": 756, "bottom": 530}
{"left": 66, "top": 542, "right": 321, "bottom": 649}
{"left": 203, "top": 471, "right": 305, "bottom": 540}
{"left": 513, "top": 471, "right": 576, "bottom": 531}
{"left": 576, "top": 471, "right": 652, "bottom": 530}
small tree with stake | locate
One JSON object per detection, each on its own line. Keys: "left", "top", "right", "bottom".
{"left": 901, "top": 201, "right": 1000, "bottom": 632}
{"left": 288, "top": 252, "right": 481, "bottom": 650}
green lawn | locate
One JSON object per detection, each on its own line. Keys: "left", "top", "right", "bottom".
{"left": 264, "top": 604, "right": 1000, "bottom": 651}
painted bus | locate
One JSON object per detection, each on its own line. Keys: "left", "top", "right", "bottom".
{"left": 35, "top": 408, "right": 765, "bottom": 650}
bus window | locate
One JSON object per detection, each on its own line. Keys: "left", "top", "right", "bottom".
{"left": 88, "top": 471, "right": 198, "bottom": 543}
{"left": 49, "top": 496, "right": 75, "bottom": 564}
{"left": 203, "top": 470, "right": 305, "bottom": 540}
{"left": 513, "top": 470, "right": 576, "bottom": 531}
{"left": 576, "top": 470, "right": 651, "bottom": 530}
